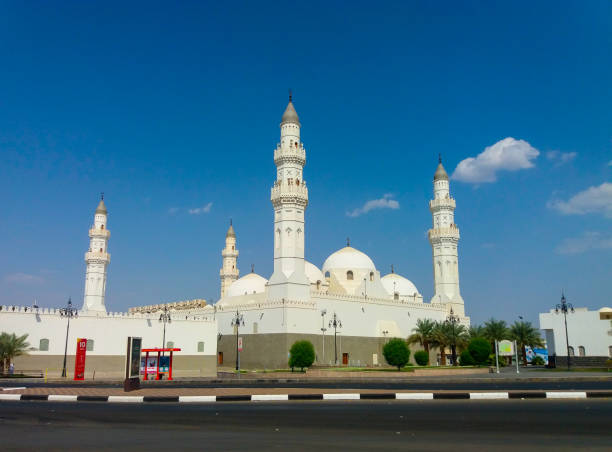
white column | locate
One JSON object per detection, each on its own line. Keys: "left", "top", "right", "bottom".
{"left": 219, "top": 222, "right": 239, "bottom": 298}
{"left": 83, "top": 196, "right": 110, "bottom": 312}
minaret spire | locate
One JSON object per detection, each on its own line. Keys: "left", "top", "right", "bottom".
{"left": 220, "top": 221, "right": 239, "bottom": 298}
{"left": 83, "top": 196, "right": 111, "bottom": 312}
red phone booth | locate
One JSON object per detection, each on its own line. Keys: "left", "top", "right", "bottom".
{"left": 141, "top": 348, "right": 181, "bottom": 381}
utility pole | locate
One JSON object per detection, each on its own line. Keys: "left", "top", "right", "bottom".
{"left": 59, "top": 297, "right": 78, "bottom": 378}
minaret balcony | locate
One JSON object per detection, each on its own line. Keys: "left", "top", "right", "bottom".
{"left": 271, "top": 183, "right": 309, "bottom": 206}
{"left": 89, "top": 228, "right": 111, "bottom": 239}
{"left": 429, "top": 198, "right": 456, "bottom": 212}
{"left": 428, "top": 226, "right": 460, "bottom": 241}
{"left": 85, "top": 251, "right": 111, "bottom": 263}
{"left": 222, "top": 250, "right": 239, "bottom": 258}
{"left": 274, "top": 146, "right": 306, "bottom": 165}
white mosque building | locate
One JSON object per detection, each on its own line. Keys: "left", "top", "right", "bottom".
{"left": 198, "top": 96, "right": 469, "bottom": 368}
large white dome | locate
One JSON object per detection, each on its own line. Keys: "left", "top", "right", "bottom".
{"left": 305, "top": 261, "right": 325, "bottom": 284}
{"left": 322, "top": 246, "right": 376, "bottom": 273}
{"left": 226, "top": 273, "right": 268, "bottom": 297}
{"left": 381, "top": 273, "right": 419, "bottom": 297}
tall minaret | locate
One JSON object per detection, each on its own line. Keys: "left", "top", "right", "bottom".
{"left": 83, "top": 194, "right": 111, "bottom": 312}
{"left": 267, "top": 93, "right": 310, "bottom": 301}
{"left": 428, "top": 157, "right": 465, "bottom": 316}
{"left": 219, "top": 221, "right": 239, "bottom": 298}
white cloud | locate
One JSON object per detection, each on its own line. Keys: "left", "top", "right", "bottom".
{"left": 168, "top": 207, "right": 179, "bottom": 215}
{"left": 452, "top": 137, "right": 540, "bottom": 183}
{"left": 547, "top": 182, "right": 612, "bottom": 218}
{"left": 555, "top": 231, "right": 612, "bottom": 255}
{"left": 188, "top": 202, "right": 213, "bottom": 215}
{"left": 546, "top": 150, "right": 577, "bottom": 166}
{"left": 608, "top": 160, "right": 612, "bottom": 166}
{"left": 4, "top": 273, "right": 44, "bottom": 284}
{"left": 347, "top": 194, "right": 399, "bottom": 217}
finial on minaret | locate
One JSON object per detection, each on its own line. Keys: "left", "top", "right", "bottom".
{"left": 438, "top": 154, "right": 442, "bottom": 164}
{"left": 230, "top": 218, "right": 232, "bottom": 226}
{"left": 346, "top": 237, "right": 350, "bottom": 247}
{"left": 391, "top": 264, "right": 394, "bottom": 274}
{"left": 289, "top": 89, "right": 292, "bottom": 102}
{"left": 251, "top": 264, "right": 255, "bottom": 273}
{"left": 101, "top": 192, "right": 104, "bottom": 201}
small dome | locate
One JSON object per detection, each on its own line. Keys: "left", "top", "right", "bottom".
{"left": 322, "top": 246, "right": 376, "bottom": 273}
{"left": 281, "top": 100, "right": 300, "bottom": 125}
{"left": 381, "top": 273, "right": 419, "bottom": 297}
{"left": 305, "top": 261, "right": 325, "bottom": 284}
{"left": 599, "top": 307, "right": 612, "bottom": 313}
{"left": 226, "top": 273, "right": 267, "bottom": 297}
{"left": 95, "top": 199, "right": 107, "bottom": 215}
{"left": 434, "top": 162, "right": 448, "bottom": 181}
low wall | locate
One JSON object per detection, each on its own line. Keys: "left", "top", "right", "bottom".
{"left": 550, "top": 356, "right": 610, "bottom": 368}
{"left": 13, "top": 354, "right": 217, "bottom": 378}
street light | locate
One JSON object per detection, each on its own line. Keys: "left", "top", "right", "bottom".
{"left": 445, "top": 308, "right": 460, "bottom": 367}
{"left": 555, "top": 292, "right": 575, "bottom": 370}
{"left": 59, "top": 297, "right": 78, "bottom": 378}
{"left": 320, "top": 309, "right": 327, "bottom": 364}
{"left": 158, "top": 306, "right": 172, "bottom": 355}
{"left": 231, "top": 310, "right": 245, "bottom": 371}
{"left": 329, "top": 313, "right": 343, "bottom": 365}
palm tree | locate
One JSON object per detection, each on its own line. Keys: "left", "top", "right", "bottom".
{"left": 407, "top": 319, "right": 436, "bottom": 359}
{"left": 0, "top": 332, "right": 30, "bottom": 373}
{"left": 431, "top": 322, "right": 449, "bottom": 365}
{"left": 509, "top": 321, "right": 544, "bottom": 364}
{"left": 483, "top": 318, "right": 509, "bottom": 348}
{"left": 468, "top": 324, "right": 486, "bottom": 340}
{"left": 431, "top": 322, "right": 469, "bottom": 365}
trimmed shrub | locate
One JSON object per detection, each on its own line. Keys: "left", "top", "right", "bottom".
{"left": 288, "top": 340, "right": 315, "bottom": 371}
{"left": 383, "top": 338, "right": 411, "bottom": 370}
{"left": 459, "top": 350, "right": 475, "bottom": 366}
{"left": 414, "top": 350, "right": 429, "bottom": 366}
{"left": 531, "top": 355, "right": 545, "bottom": 366}
{"left": 467, "top": 338, "right": 491, "bottom": 365}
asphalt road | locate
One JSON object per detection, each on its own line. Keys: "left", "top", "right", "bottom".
{"left": 1, "top": 399, "right": 611, "bottom": 451}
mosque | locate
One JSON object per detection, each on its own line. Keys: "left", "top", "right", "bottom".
{"left": 1, "top": 95, "right": 469, "bottom": 375}
{"left": 189, "top": 96, "right": 470, "bottom": 368}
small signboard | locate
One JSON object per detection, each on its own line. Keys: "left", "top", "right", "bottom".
{"left": 498, "top": 340, "right": 514, "bottom": 356}
{"left": 140, "top": 356, "right": 170, "bottom": 375}
{"left": 73, "top": 338, "right": 87, "bottom": 380}
{"left": 238, "top": 337, "right": 243, "bottom": 352}
{"left": 124, "top": 337, "right": 142, "bottom": 391}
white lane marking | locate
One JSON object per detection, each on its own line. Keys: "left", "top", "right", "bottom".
{"left": 48, "top": 395, "right": 78, "bottom": 402}
{"left": 469, "top": 392, "right": 509, "bottom": 400}
{"left": 322, "top": 393, "right": 360, "bottom": 400}
{"left": 252, "top": 394, "right": 289, "bottom": 401}
{"left": 2, "top": 387, "right": 26, "bottom": 391}
{"left": 395, "top": 393, "right": 434, "bottom": 400}
{"left": 0, "top": 394, "right": 22, "bottom": 401}
{"left": 546, "top": 391, "right": 587, "bottom": 399}
{"left": 107, "top": 396, "right": 144, "bottom": 403}
{"left": 178, "top": 395, "right": 217, "bottom": 403}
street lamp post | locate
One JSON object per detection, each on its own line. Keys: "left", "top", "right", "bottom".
{"left": 158, "top": 306, "right": 171, "bottom": 355}
{"left": 231, "top": 310, "right": 244, "bottom": 371}
{"left": 59, "top": 297, "right": 78, "bottom": 378}
{"left": 445, "top": 308, "right": 460, "bottom": 367}
{"left": 555, "top": 292, "right": 575, "bottom": 370}
{"left": 329, "top": 313, "right": 343, "bottom": 365}
{"left": 320, "top": 309, "right": 327, "bottom": 364}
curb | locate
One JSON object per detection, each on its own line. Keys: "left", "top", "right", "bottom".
{"left": 0, "top": 391, "right": 609, "bottom": 403}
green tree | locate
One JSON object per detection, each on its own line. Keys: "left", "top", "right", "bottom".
{"left": 509, "top": 321, "right": 544, "bottom": 365}
{"left": 467, "top": 338, "right": 491, "bottom": 365}
{"left": 459, "top": 349, "right": 475, "bottom": 366}
{"left": 483, "top": 319, "right": 509, "bottom": 349}
{"left": 383, "top": 338, "right": 411, "bottom": 370}
{"left": 414, "top": 350, "right": 429, "bottom": 366}
{"left": 288, "top": 340, "right": 315, "bottom": 371}
{"left": 407, "top": 319, "right": 436, "bottom": 356}
{"left": 0, "top": 332, "right": 30, "bottom": 372}
{"left": 468, "top": 325, "right": 486, "bottom": 340}
{"left": 432, "top": 321, "right": 468, "bottom": 366}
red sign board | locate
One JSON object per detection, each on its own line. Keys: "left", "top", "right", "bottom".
{"left": 238, "top": 337, "right": 243, "bottom": 352}
{"left": 74, "top": 338, "right": 87, "bottom": 380}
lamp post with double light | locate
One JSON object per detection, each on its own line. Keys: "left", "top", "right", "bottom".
{"left": 158, "top": 306, "right": 171, "bottom": 355}
{"left": 59, "top": 297, "right": 78, "bottom": 378}
{"left": 231, "top": 310, "right": 245, "bottom": 371}
{"left": 329, "top": 313, "right": 343, "bottom": 365}
{"left": 445, "top": 308, "right": 460, "bottom": 366}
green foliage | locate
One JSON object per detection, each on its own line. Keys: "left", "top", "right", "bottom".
{"left": 407, "top": 319, "right": 436, "bottom": 353}
{"left": 467, "top": 338, "right": 491, "bottom": 365}
{"left": 483, "top": 319, "right": 509, "bottom": 344}
{"left": 468, "top": 325, "right": 486, "bottom": 340}
{"left": 531, "top": 355, "right": 545, "bottom": 366}
{"left": 414, "top": 350, "right": 429, "bottom": 366}
{"left": 509, "top": 321, "right": 544, "bottom": 363}
{"left": 459, "top": 349, "right": 475, "bottom": 366}
{"left": 0, "top": 332, "right": 30, "bottom": 372}
{"left": 383, "top": 338, "right": 411, "bottom": 370}
{"left": 288, "top": 340, "right": 315, "bottom": 371}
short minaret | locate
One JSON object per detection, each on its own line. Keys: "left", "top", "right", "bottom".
{"left": 428, "top": 157, "right": 465, "bottom": 315}
{"left": 219, "top": 221, "right": 239, "bottom": 298}
{"left": 83, "top": 195, "right": 111, "bottom": 312}
{"left": 268, "top": 93, "right": 310, "bottom": 300}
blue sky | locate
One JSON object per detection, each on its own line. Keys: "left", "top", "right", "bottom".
{"left": 1, "top": 2, "right": 611, "bottom": 326}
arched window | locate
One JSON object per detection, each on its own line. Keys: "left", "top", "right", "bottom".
{"left": 316, "top": 280, "right": 321, "bottom": 290}
{"left": 578, "top": 346, "right": 585, "bottom": 357}
{"left": 324, "top": 271, "right": 330, "bottom": 279}
{"left": 369, "top": 272, "right": 374, "bottom": 282}
{"left": 101, "top": 224, "right": 104, "bottom": 230}
{"left": 609, "top": 346, "right": 612, "bottom": 358}
{"left": 346, "top": 270, "right": 353, "bottom": 280}
{"left": 99, "top": 248, "right": 103, "bottom": 253}
{"left": 394, "top": 292, "right": 399, "bottom": 301}
{"left": 232, "top": 246, "right": 234, "bottom": 251}
{"left": 86, "top": 339, "right": 94, "bottom": 351}
{"left": 197, "top": 341, "right": 205, "bottom": 352}
{"left": 39, "top": 338, "right": 49, "bottom": 351}
{"left": 568, "top": 346, "right": 575, "bottom": 356}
